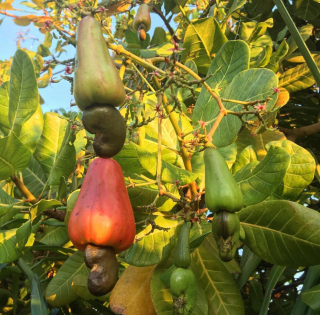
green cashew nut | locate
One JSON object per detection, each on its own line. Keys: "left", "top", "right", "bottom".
{"left": 212, "top": 211, "right": 240, "bottom": 262}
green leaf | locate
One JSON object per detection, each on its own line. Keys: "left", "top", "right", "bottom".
{"left": 45, "top": 250, "right": 89, "bottom": 307}
{"left": 232, "top": 145, "right": 258, "bottom": 174}
{"left": 224, "top": 0, "right": 247, "bottom": 21}
{"left": 266, "top": 39, "right": 289, "bottom": 72}
{"left": 234, "top": 145, "right": 290, "bottom": 206}
{"left": 16, "top": 220, "right": 32, "bottom": 251}
{"left": 36, "top": 225, "right": 69, "bottom": 246}
{"left": 0, "top": 81, "right": 10, "bottom": 135}
{"left": 30, "top": 199, "right": 62, "bottom": 224}
{"left": 0, "top": 133, "right": 32, "bottom": 180}
{"left": 248, "top": 279, "right": 263, "bottom": 313}
{"left": 293, "top": 0, "right": 320, "bottom": 23}
{"left": 181, "top": 17, "right": 228, "bottom": 73}
{"left": 248, "top": 22, "right": 269, "bottom": 43}
{"left": 18, "top": 103, "right": 44, "bottom": 153}
{"left": 239, "top": 200, "right": 320, "bottom": 266}
{"left": 192, "top": 244, "right": 245, "bottom": 314}
{"left": 236, "top": 246, "right": 261, "bottom": 289}
{"left": 71, "top": 273, "right": 105, "bottom": 300}
{"left": 0, "top": 229, "right": 21, "bottom": 263}
{"left": 114, "top": 142, "right": 197, "bottom": 185}
{"left": 37, "top": 44, "right": 51, "bottom": 57}
{"left": 266, "top": 140, "right": 316, "bottom": 201}
{"left": 64, "top": 189, "right": 79, "bottom": 227}
{"left": 34, "top": 112, "right": 68, "bottom": 178}
{"left": 286, "top": 24, "right": 313, "bottom": 56}
{"left": 195, "top": 68, "right": 278, "bottom": 147}
{"left": 150, "top": 27, "right": 167, "bottom": 47}
{"left": 259, "top": 265, "right": 286, "bottom": 315}
{"left": 291, "top": 265, "right": 320, "bottom": 315}
{"left": 193, "top": 41, "right": 249, "bottom": 125}
{"left": 8, "top": 49, "right": 38, "bottom": 136}
{"left": 31, "top": 274, "right": 48, "bottom": 315}
{"left": 21, "top": 156, "right": 46, "bottom": 199}
{"left": 302, "top": 283, "right": 320, "bottom": 313}
{"left": 125, "top": 216, "right": 179, "bottom": 267}
{"left": 279, "top": 55, "right": 320, "bottom": 93}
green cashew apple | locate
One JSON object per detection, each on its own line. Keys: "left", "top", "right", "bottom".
{"left": 204, "top": 147, "right": 243, "bottom": 213}
{"left": 170, "top": 268, "right": 197, "bottom": 315}
{"left": 174, "top": 222, "right": 191, "bottom": 269}
{"left": 74, "top": 16, "right": 126, "bottom": 110}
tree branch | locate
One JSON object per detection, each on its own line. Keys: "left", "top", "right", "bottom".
{"left": 43, "top": 209, "right": 66, "bottom": 222}
{"left": 278, "top": 122, "right": 320, "bottom": 142}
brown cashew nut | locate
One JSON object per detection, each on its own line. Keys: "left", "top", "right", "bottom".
{"left": 82, "top": 105, "right": 127, "bottom": 158}
{"left": 84, "top": 244, "right": 119, "bottom": 296}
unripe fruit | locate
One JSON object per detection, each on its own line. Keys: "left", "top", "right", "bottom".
{"left": 73, "top": 16, "right": 126, "bottom": 110}
{"left": 133, "top": 4, "right": 151, "bottom": 32}
{"left": 204, "top": 147, "right": 243, "bottom": 213}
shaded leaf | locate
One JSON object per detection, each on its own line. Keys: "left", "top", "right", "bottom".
{"left": 239, "top": 200, "right": 320, "bottom": 266}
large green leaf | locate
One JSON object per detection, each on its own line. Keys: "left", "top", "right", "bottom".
{"left": 0, "top": 133, "right": 32, "bottom": 180}
{"left": 45, "top": 250, "right": 89, "bottom": 307}
{"left": 293, "top": 0, "right": 320, "bottom": 26}
{"left": 18, "top": 103, "right": 44, "bottom": 153}
{"left": 239, "top": 200, "right": 320, "bottom": 266}
{"left": 21, "top": 156, "right": 46, "bottom": 199}
{"left": 150, "top": 254, "right": 208, "bottom": 315}
{"left": 181, "top": 17, "right": 228, "bottom": 73}
{"left": 8, "top": 49, "right": 38, "bottom": 136}
{"left": 266, "top": 140, "right": 316, "bottom": 201}
{"left": 196, "top": 68, "right": 278, "bottom": 147}
{"left": 193, "top": 40, "right": 250, "bottom": 124}
{"left": 34, "top": 112, "right": 68, "bottom": 178}
{"left": 234, "top": 145, "right": 290, "bottom": 206}
{"left": 191, "top": 244, "right": 245, "bottom": 314}
{"left": 279, "top": 56, "right": 320, "bottom": 93}
{"left": 125, "top": 216, "right": 179, "bottom": 267}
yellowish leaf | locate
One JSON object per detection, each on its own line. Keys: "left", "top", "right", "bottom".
{"left": 110, "top": 265, "right": 156, "bottom": 315}
{"left": 105, "top": 0, "right": 132, "bottom": 16}
{"left": 0, "top": 0, "right": 14, "bottom": 10}
{"left": 274, "top": 87, "right": 289, "bottom": 108}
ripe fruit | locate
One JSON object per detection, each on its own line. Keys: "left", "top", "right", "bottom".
{"left": 68, "top": 158, "right": 135, "bottom": 253}
{"left": 133, "top": 4, "right": 151, "bottom": 32}
{"left": 212, "top": 211, "right": 240, "bottom": 262}
{"left": 68, "top": 158, "right": 135, "bottom": 295}
{"left": 73, "top": 16, "right": 126, "bottom": 110}
{"left": 170, "top": 268, "right": 197, "bottom": 315}
{"left": 174, "top": 222, "right": 191, "bottom": 269}
{"left": 82, "top": 105, "right": 126, "bottom": 158}
{"left": 204, "top": 147, "right": 243, "bottom": 213}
